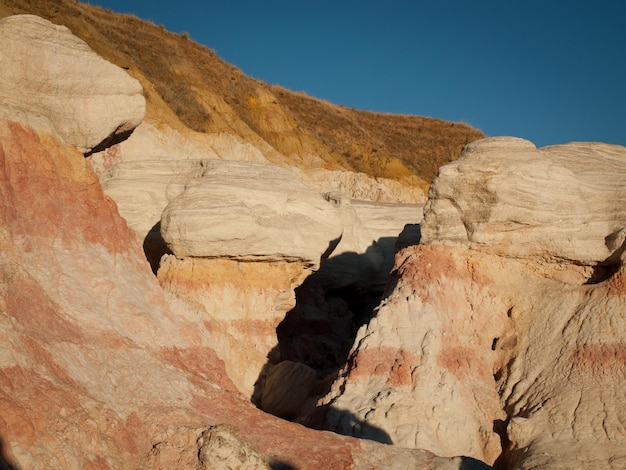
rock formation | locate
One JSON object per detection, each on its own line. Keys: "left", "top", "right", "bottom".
{"left": 0, "top": 14, "right": 489, "bottom": 469}
{"left": 0, "top": 14, "right": 145, "bottom": 154}
{"left": 321, "top": 137, "right": 626, "bottom": 468}
{"left": 320, "top": 244, "right": 508, "bottom": 463}
{"left": 100, "top": 157, "right": 423, "bottom": 397}
{"left": 4, "top": 8, "right": 624, "bottom": 470}
{"left": 156, "top": 254, "right": 308, "bottom": 395}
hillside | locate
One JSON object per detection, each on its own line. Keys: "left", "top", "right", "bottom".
{"left": 0, "top": 0, "right": 484, "bottom": 186}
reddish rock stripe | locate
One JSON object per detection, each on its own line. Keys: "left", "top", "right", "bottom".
{"left": 0, "top": 121, "right": 140, "bottom": 257}
{"left": 349, "top": 346, "right": 422, "bottom": 386}
{"left": 572, "top": 343, "right": 626, "bottom": 378}
{"left": 158, "top": 346, "right": 238, "bottom": 393}
{"left": 3, "top": 268, "right": 83, "bottom": 344}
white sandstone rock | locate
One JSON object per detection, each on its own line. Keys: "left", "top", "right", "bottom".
{"left": 88, "top": 121, "right": 271, "bottom": 174}
{"left": 302, "top": 168, "right": 428, "bottom": 204}
{"left": 160, "top": 160, "right": 344, "bottom": 269}
{"left": 100, "top": 159, "right": 213, "bottom": 243}
{"left": 422, "top": 136, "right": 626, "bottom": 266}
{"left": 0, "top": 14, "right": 145, "bottom": 153}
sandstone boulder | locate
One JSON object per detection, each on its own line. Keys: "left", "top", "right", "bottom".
{"left": 0, "top": 14, "right": 145, "bottom": 154}
{"left": 258, "top": 360, "right": 319, "bottom": 420}
{"left": 160, "top": 160, "right": 344, "bottom": 269}
{"left": 422, "top": 137, "right": 626, "bottom": 269}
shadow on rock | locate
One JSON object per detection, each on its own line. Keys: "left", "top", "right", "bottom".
{"left": 253, "top": 225, "right": 421, "bottom": 433}
{"left": 143, "top": 221, "right": 173, "bottom": 274}
{"left": 268, "top": 460, "right": 298, "bottom": 470}
{"left": 0, "top": 437, "right": 17, "bottom": 470}
{"left": 459, "top": 456, "right": 496, "bottom": 469}
{"left": 304, "top": 405, "right": 393, "bottom": 445}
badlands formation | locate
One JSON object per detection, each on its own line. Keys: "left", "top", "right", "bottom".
{"left": 0, "top": 12, "right": 625, "bottom": 470}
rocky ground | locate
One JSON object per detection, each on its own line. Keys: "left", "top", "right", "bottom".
{"left": 1, "top": 13, "right": 625, "bottom": 470}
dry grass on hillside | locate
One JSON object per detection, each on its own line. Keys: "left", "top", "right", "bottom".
{"left": 272, "top": 88, "right": 483, "bottom": 182}
{"left": 0, "top": 0, "right": 485, "bottom": 184}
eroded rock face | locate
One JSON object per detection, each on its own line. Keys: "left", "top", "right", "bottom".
{"left": 321, "top": 136, "right": 626, "bottom": 468}
{"left": 0, "top": 15, "right": 145, "bottom": 154}
{"left": 101, "top": 156, "right": 423, "bottom": 398}
{"left": 157, "top": 255, "right": 309, "bottom": 395}
{"left": 497, "top": 261, "right": 626, "bottom": 469}
{"left": 160, "top": 160, "right": 344, "bottom": 269}
{"left": 0, "top": 119, "right": 228, "bottom": 467}
{"left": 0, "top": 14, "right": 493, "bottom": 468}
{"left": 273, "top": 198, "right": 424, "bottom": 397}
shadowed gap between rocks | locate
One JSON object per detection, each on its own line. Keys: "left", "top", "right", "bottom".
{"left": 0, "top": 436, "right": 17, "bottom": 470}
{"left": 83, "top": 128, "right": 135, "bottom": 157}
{"left": 268, "top": 460, "right": 298, "bottom": 470}
{"left": 143, "top": 221, "right": 173, "bottom": 274}
{"left": 252, "top": 225, "right": 421, "bottom": 444}
{"left": 492, "top": 419, "right": 511, "bottom": 470}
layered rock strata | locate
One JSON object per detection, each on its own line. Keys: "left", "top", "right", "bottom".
{"left": 302, "top": 168, "right": 428, "bottom": 204}
{"left": 156, "top": 255, "right": 309, "bottom": 395}
{"left": 321, "top": 137, "right": 626, "bottom": 467}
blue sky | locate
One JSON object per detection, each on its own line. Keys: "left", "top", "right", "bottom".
{"left": 87, "top": 1, "right": 625, "bottom": 147}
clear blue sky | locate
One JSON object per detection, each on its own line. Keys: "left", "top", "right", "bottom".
{"left": 87, "top": 0, "right": 625, "bottom": 147}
